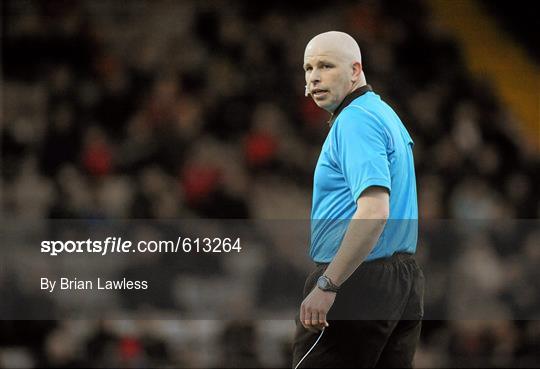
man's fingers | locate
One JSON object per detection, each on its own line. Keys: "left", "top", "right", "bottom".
{"left": 301, "top": 310, "right": 325, "bottom": 332}
{"left": 305, "top": 313, "right": 319, "bottom": 333}
{"left": 303, "top": 309, "right": 312, "bottom": 328}
{"left": 311, "top": 311, "right": 319, "bottom": 327}
{"left": 319, "top": 312, "right": 328, "bottom": 327}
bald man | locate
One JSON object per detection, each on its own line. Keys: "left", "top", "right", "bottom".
{"left": 292, "top": 32, "right": 424, "bottom": 368}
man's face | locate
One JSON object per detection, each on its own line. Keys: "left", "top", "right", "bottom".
{"left": 303, "top": 52, "right": 352, "bottom": 113}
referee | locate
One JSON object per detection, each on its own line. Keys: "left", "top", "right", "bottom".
{"left": 292, "top": 31, "right": 424, "bottom": 368}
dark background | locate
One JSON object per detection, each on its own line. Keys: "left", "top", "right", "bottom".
{"left": 1, "top": 0, "right": 539, "bottom": 367}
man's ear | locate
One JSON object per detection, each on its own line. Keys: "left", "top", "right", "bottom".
{"left": 351, "top": 62, "right": 362, "bottom": 82}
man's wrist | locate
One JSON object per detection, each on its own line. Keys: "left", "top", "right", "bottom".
{"left": 317, "top": 275, "right": 340, "bottom": 293}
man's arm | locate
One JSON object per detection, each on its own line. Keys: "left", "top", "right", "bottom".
{"left": 300, "top": 186, "right": 389, "bottom": 331}
{"left": 323, "top": 186, "right": 389, "bottom": 287}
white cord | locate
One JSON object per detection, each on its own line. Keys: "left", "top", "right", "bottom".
{"left": 294, "top": 327, "right": 326, "bottom": 369}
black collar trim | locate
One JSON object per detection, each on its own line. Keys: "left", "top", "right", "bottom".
{"left": 328, "top": 84, "right": 373, "bottom": 126}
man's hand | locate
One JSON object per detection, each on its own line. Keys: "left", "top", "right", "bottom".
{"left": 300, "top": 286, "right": 336, "bottom": 332}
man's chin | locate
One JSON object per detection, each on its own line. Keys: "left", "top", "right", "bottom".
{"left": 314, "top": 100, "right": 329, "bottom": 109}
{"left": 314, "top": 101, "right": 334, "bottom": 113}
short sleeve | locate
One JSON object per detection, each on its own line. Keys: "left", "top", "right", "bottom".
{"left": 333, "top": 106, "right": 391, "bottom": 201}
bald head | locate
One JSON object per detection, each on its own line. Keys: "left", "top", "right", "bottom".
{"left": 304, "top": 31, "right": 362, "bottom": 65}
{"left": 303, "top": 31, "right": 366, "bottom": 113}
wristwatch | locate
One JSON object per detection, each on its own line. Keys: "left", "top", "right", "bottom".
{"left": 317, "top": 275, "right": 339, "bottom": 293}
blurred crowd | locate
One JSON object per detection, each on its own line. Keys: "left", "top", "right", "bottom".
{"left": 2, "top": 0, "right": 539, "bottom": 367}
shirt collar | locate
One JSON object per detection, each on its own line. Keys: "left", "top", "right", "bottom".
{"left": 328, "top": 84, "right": 373, "bottom": 126}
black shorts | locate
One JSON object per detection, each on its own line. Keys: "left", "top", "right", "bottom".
{"left": 292, "top": 253, "right": 424, "bottom": 368}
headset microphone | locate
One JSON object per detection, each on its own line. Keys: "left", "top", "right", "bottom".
{"left": 305, "top": 85, "right": 310, "bottom": 97}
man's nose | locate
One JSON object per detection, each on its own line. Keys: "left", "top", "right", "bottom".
{"left": 309, "top": 69, "right": 321, "bottom": 84}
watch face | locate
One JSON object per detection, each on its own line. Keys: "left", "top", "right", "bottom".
{"left": 317, "top": 276, "right": 338, "bottom": 292}
{"left": 317, "top": 276, "right": 328, "bottom": 290}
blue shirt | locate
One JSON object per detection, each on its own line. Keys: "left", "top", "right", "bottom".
{"left": 310, "top": 85, "right": 418, "bottom": 263}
